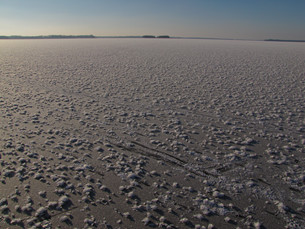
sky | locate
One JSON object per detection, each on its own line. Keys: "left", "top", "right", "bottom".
{"left": 1, "top": 0, "right": 305, "bottom": 40}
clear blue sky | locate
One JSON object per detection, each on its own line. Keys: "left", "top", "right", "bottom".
{"left": 1, "top": 0, "right": 305, "bottom": 40}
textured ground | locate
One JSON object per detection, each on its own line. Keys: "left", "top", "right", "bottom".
{"left": 0, "top": 39, "right": 304, "bottom": 229}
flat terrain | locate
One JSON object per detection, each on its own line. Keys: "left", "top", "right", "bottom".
{"left": 0, "top": 39, "right": 304, "bottom": 228}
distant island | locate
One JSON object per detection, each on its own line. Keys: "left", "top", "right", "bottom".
{"left": 142, "top": 35, "right": 170, "bottom": 38}
{"left": 0, "top": 35, "right": 95, "bottom": 39}
{"left": 1, "top": 35, "right": 303, "bottom": 42}
{"left": 0, "top": 34, "right": 172, "bottom": 40}
{"left": 264, "top": 39, "right": 305, "bottom": 43}
{"left": 157, "top": 35, "right": 170, "bottom": 38}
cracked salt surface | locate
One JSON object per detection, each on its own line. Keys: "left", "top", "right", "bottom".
{"left": 0, "top": 39, "right": 304, "bottom": 228}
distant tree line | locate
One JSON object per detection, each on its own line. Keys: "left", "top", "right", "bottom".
{"left": 142, "top": 35, "right": 170, "bottom": 38}
{"left": 264, "top": 39, "right": 305, "bottom": 43}
{"left": 0, "top": 34, "right": 174, "bottom": 40}
{"left": 0, "top": 35, "right": 95, "bottom": 39}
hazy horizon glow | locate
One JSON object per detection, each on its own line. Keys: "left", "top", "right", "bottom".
{"left": 1, "top": 0, "right": 305, "bottom": 40}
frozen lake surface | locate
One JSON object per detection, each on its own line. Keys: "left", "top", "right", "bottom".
{"left": 0, "top": 39, "right": 304, "bottom": 228}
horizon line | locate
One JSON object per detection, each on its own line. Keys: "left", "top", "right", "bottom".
{"left": 1, "top": 35, "right": 305, "bottom": 42}
{"left": 0, "top": 34, "right": 262, "bottom": 41}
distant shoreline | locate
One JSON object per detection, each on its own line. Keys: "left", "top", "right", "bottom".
{"left": 0, "top": 35, "right": 95, "bottom": 39}
{"left": 0, "top": 35, "right": 246, "bottom": 41}
{"left": 1, "top": 35, "right": 304, "bottom": 42}
{"left": 0, "top": 35, "right": 251, "bottom": 41}
{"left": 264, "top": 39, "right": 305, "bottom": 43}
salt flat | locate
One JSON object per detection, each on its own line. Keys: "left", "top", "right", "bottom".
{"left": 0, "top": 39, "right": 304, "bottom": 228}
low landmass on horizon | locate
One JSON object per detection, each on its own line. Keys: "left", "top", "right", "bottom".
{"left": 0, "top": 35, "right": 95, "bottom": 39}
{"left": 0, "top": 34, "right": 170, "bottom": 40}
{"left": 1, "top": 35, "right": 305, "bottom": 42}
